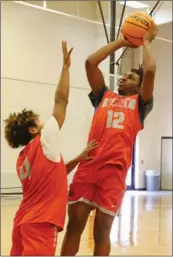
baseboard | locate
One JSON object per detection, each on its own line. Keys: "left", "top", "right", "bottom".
{"left": 1, "top": 192, "right": 22, "bottom": 195}
{"left": 133, "top": 188, "right": 172, "bottom": 192}
{"left": 160, "top": 189, "right": 173, "bottom": 191}
{"left": 134, "top": 188, "right": 146, "bottom": 190}
{"left": 127, "top": 187, "right": 146, "bottom": 191}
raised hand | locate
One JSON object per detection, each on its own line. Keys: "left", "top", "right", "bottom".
{"left": 77, "top": 140, "right": 98, "bottom": 161}
{"left": 62, "top": 41, "right": 73, "bottom": 68}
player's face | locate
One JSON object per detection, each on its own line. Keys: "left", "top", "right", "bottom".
{"left": 117, "top": 72, "right": 140, "bottom": 95}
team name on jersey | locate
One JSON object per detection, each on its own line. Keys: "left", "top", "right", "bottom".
{"left": 102, "top": 97, "right": 136, "bottom": 110}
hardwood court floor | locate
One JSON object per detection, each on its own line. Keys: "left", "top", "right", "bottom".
{"left": 1, "top": 191, "right": 172, "bottom": 255}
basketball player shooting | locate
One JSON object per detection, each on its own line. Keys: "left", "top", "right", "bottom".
{"left": 4, "top": 41, "right": 97, "bottom": 256}
{"left": 61, "top": 26, "right": 157, "bottom": 255}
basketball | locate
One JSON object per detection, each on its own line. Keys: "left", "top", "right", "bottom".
{"left": 121, "top": 12, "right": 156, "bottom": 46}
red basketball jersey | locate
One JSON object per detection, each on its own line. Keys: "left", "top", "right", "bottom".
{"left": 77, "top": 91, "right": 143, "bottom": 173}
{"left": 14, "top": 135, "right": 67, "bottom": 230}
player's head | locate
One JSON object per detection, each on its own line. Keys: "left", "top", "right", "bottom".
{"left": 4, "top": 109, "right": 42, "bottom": 148}
{"left": 117, "top": 66, "right": 143, "bottom": 95}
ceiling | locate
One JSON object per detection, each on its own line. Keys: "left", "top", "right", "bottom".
{"left": 12, "top": 1, "right": 172, "bottom": 26}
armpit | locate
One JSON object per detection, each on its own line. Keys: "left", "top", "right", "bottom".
{"left": 138, "top": 94, "right": 154, "bottom": 124}
{"left": 88, "top": 85, "right": 108, "bottom": 108}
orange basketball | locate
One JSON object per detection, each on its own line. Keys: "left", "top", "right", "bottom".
{"left": 121, "top": 12, "right": 156, "bottom": 46}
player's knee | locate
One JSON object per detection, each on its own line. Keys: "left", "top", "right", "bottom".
{"left": 66, "top": 203, "right": 90, "bottom": 235}
{"left": 94, "top": 211, "right": 114, "bottom": 244}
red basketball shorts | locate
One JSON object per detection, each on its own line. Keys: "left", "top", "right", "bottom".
{"left": 68, "top": 164, "right": 126, "bottom": 216}
{"left": 10, "top": 223, "right": 58, "bottom": 256}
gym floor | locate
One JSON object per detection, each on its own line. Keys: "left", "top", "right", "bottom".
{"left": 1, "top": 191, "right": 172, "bottom": 256}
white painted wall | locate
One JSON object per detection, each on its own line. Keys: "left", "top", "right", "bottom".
{"left": 1, "top": 1, "right": 97, "bottom": 88}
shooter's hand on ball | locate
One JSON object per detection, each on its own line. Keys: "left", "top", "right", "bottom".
{"left": 143, "top": 26, "right": 157, "bottom": 44}
{"left": 120, "top": 33, "right": 138, "bottom": 48}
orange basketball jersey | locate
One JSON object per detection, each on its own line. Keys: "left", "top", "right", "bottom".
{"left": 14, "top": 135, "right": 67, "bottom": 231}
{"left": 77, "top": 90, "right": 143, "bottom": 173}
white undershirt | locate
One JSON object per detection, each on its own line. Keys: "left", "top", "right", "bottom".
{"left": 40, "top": 116, "right": 61, "bottom": 162}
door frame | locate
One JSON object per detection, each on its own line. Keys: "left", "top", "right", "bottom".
{"left": 126, "top": 144, "right": 136, "bottom": 190}
{"left": 160, "top": 136, "right": 173, "bottom": 191}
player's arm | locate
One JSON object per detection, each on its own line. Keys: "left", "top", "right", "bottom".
{"left": 66, "top": 140, "right": 98, "bottom": 174}
{"left": 85, "top": 39, "right": 126, "bottom": 95}
{"left": 53, "top": 41, "right": 73, "bottom": 129}
{"left": 40, "top": 41, "right": 73, "bottom": 163}
{"left": 140, "top": 27, "right": 157, "bottom": 103}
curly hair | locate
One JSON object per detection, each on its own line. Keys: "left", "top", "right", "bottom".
{"left": 4, "top": 109, "right": 39, "bottom": 148}
{"left": 131, "top": 64, "right": 144, "bottom": 87}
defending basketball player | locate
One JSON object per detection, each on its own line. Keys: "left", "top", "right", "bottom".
{"left": 61, "top": 26, "right": 157, "bottom": 255}
{"left": 4, "top": 41, "right": 97, "bottom": 256}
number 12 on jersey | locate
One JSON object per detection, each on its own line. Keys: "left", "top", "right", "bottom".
{"left": 106, "top": 110, "right": 125, "bottom": 129}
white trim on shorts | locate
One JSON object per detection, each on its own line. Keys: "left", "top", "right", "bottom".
{"left": 68, "top": 197, "right": 121, "bottom": 217}
{"left": 53, "top": 226, "right": 58, "bottom": 249}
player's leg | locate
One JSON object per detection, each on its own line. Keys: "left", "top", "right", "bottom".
{"left": 10, "top": 226, "right": 23, "bottom": 256}
{"left": 61, "top": 202, "right": 91, "bottom": 256}
{"left": 93, "top": 209, "right": 114, "bottom": 256}
{"left": 93, "top": 164, "right": 126, "bottom": 256}
{"left": 60, "top": 182, "right": 95, "bottom": 256}
{"left": 21, "top": 222, "right": 58, "bottom": 256}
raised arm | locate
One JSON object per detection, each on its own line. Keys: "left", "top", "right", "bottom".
{"left": 85, "top": 39, "right": 126, "bottom": 95}
{"left": 53, "top": 41, "right": 73, "bottom": 129}
{"left": 140, "top": 27, "right": 157, "bottom": 102}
